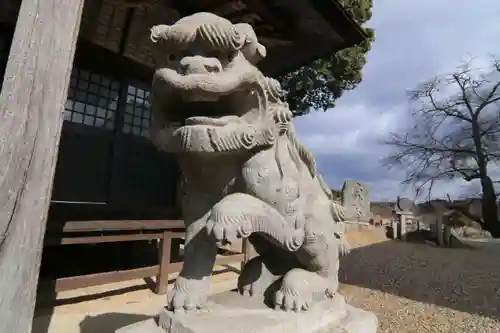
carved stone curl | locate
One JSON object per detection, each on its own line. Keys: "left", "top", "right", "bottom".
{"left": 149, "top": 12, "right": 349, "bottom": 313}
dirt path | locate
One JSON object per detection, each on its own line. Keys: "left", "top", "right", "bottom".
{"left": 34, "top": 229, "right": 500, "bottom": 333}
{"left": 341, "top": 229, "right": 500, "bottom": 333}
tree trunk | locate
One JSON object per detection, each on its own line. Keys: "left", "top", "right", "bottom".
{"left": 480, "top": 175, "right": 500, "bottom": 237}
{"left": 0, "top": 0, "right": 84, "bottom": 332}
{"left": 471, "top": 114, "right": 500, "bottom": 237}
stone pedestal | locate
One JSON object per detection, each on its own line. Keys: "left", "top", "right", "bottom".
{"left": 399, "top": 213, "right": 407, "bottom": 240}
{"left": 391, "top": 220, "right": 398, "bottom": 240}
{"left": 116, "top": 291, "right": 378, "bottom": 333}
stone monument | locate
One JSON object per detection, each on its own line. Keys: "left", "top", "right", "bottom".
{"left": 117, "top": 12, "right": 378, "bottom": 333}
{"left": 392, "top": 197, "right": 416, "bottom": 240}
{"left": 341, "top": 180, "right": 371, "bottom": 221}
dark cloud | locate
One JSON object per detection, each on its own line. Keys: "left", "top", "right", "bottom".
{"left": 293, "top": 0, "right": 500, "bottom": 201}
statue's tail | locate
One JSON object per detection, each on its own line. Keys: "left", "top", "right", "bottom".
{"left": 330, "top": 200, "right": 346, "bottom": 222}
{"left": 330, "top": 200, "right": 351, "bottom": 256}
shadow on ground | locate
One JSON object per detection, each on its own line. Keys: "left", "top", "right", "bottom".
{"left": 32, "top": 267, "right": 236, "bottom": 333}
{"left": 339, "top": 239, "right": 500, "bottom": 321}
{"left": 31, "top": 279, "right": 155, "bottom": 333}
{"left": 79, "top": 313, "right": 151, "bottom": 333}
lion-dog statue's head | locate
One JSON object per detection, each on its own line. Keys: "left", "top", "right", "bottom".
{"left": 149, "top": 12, "right": 280, "bottom": 154}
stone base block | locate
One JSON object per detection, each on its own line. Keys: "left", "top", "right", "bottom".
{"left": 116, "top": 291, "right": 378, "bottom": 333}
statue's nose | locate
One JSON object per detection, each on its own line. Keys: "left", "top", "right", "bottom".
{"left": 180, "top": 56, "right": 221, "bottom": 74}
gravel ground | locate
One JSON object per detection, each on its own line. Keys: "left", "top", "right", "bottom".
{"left": 339, "top": 230, "right": 500, "bottom": 333}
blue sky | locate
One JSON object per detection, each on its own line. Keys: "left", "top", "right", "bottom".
{"left": 293, "top": 0, "right": 500, "bottom": 201}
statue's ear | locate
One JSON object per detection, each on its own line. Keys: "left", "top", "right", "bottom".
{"left": 242, "top": 40, "right": 266, "bottom": 64}
{"left": 256, "top": 43, "right": 266, "bottom": 59}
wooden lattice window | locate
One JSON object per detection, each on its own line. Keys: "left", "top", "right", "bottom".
{"left": 64, "top": 68, "right": 120, "bottom": 130}
{"left": 123, "top": 84, "right": 152, "bottom": 138}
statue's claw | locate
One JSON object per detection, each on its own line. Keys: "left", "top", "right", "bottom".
{"left": 168, "top": 289, "right": 204, "bottom": 312}
{"left": 273, "top": 268, "right": 333, "bottom": 312}
{"left": 274, "top": 289, "right": 310, "bottom": 312}
{"left": 206, "top": 217, "right": 253, "bottom": 245}
{"left": 167, "top": 277, "right": 208, "bottom": 312}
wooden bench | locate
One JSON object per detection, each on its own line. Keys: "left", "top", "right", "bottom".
{"left": 43, "top": 219, "right": 250, "bottom": 295}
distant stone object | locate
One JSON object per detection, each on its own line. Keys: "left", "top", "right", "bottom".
{"left": 429, "top": 200, "right": 448, "bottom": 214}
{"left": 396, "top": 197, "right": 414, "bottom": 213}
{"left": 446, "top": 210, "right": 477, "bottom": 228}
{"left": 469, "top": 199, "right": 482, "bottom": 218}
{"left": 455, "top": 226, "right": 492, "bottom": 239}
{"left": 342, "top": 180, "right": 371, "bottom": 220}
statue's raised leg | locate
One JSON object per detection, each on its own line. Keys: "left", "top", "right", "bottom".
{"left": 238, "top": 256, "right": 281, "bottom": 298}
{"left": 275, "top": 231, "right": 341, "bottom": 311}
{"left": 205, "top": 192, "right": 305, "bottom": 252}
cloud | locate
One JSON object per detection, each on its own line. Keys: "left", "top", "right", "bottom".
{"left": 293, "top": 0, "right": 500, "bottom": 202}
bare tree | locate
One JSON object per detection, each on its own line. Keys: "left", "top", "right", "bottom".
{"left": 383, "top": 57, "right": 500, "bottom": 237}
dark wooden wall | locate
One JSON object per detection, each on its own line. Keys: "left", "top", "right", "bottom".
{"left": 53, "top": 40, "right": 180, "bottom": 216}
{"left": 0, "top": 26, "right": 180, "bottom": 222}
{"left": 0, "top": 23, "right": 13, "bottom": 91}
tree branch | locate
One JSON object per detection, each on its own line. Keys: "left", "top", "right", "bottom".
{"left": 452, "top": 73, "right": 475, "bottom": 118}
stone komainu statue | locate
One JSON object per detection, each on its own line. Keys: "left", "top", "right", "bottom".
{"left": 149, "top": 12, "right": 350, "bottom": 312}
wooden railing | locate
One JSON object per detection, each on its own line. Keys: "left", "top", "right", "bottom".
{"left": 43, "top": 219, "right": 250, "bottom": 294}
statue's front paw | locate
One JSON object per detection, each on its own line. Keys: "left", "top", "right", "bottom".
{"left": 168, "top": 277, "right": 209, "bottom": 312}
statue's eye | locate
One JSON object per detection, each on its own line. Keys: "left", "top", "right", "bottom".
{"left": 168, "top": 54, "right": 177, "bottom": 62}
{"left": 227, "top": 53, "right": 235, "bottom": 62}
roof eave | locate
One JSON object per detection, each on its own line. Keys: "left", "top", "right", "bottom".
{"left": 265, "top": 0, "right": 368, "bottom": 77}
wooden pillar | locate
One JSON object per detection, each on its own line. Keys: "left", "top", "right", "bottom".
{"left": 0, "top": 0, "right": 85, "bottom": 331}
{"left": 156, "top": 231, "right": 172, "bottom": 295}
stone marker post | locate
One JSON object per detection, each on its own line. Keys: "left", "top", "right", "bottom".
{"left": 391, "top": 219, "right": 399, "bottom": 240}
{"left": 399, "top": 213, "right": 407, "bottom": 240}
{"left": 436, "top": 216, "right": 444, "bottom": 246}
{"left": 443, "top": 224, "right": 451, "bottom": 247}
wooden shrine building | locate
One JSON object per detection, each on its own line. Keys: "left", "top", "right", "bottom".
{"left": 0, "top": 0, "right": 366, "bottom": 332}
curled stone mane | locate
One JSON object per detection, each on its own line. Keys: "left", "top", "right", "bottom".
{"left": 150, "top": 12, "right": 245, "bottom": 53}
{"left": 263, "top": 77, "right": 333, "bottom": 200}
{"left": 265, "top": 78, "right": 284, "bottom": 103}
{"left": 288, "top": 129, "right": 334, "bottom": 200}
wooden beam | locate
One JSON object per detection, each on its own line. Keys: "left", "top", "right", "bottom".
{"left": 0, "top": 0, "right": 85, "bottom": 331}
{"left": 44, "top": 232, "right": 165, "bottom": 246}
{"left": 48, "top": 219, "right": 184, "bottom": 233}
{"left": 54, "top": 265, "right": 160, "bottom": 292}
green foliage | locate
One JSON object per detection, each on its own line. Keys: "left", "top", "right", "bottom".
{"left": 278, "top": 0, "right": 374, "bottom": 116}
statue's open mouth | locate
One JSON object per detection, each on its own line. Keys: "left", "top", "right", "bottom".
{"left": 160, "top": 96, "right": 246, "bottom": 129}
{"left": 150, "top": 64, "right": 272, "bottom": 153}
